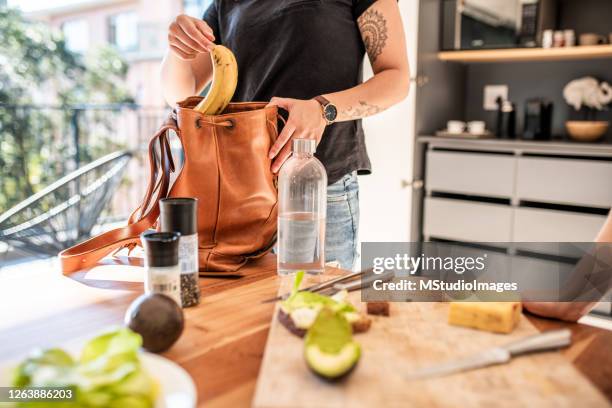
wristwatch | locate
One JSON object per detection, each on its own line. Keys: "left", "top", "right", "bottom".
{"left": 314, "top": 95, "right": 338, "bottom": 125}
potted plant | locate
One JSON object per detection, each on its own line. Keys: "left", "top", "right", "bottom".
{"left": 563, "top": 76, "right": 612, "bottom": 142}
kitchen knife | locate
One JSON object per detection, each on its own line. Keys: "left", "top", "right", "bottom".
{"left": 261, "top": 269, "right": 367, "bottom": 303}
{"left": 406, "top": 329, "right": 572, "bottom": 380}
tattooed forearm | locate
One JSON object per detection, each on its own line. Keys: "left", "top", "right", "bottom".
{"left": 358, "top": 8, "right": 388, "bottom": 64}
{"left": 342, "top": 101, "right": 382, "bottom": 119}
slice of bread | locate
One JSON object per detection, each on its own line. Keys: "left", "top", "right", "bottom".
{"left": 278, "top": 309, "right": 371, "bottom": 337}
{"left": 278, "top": 308, "right": 308, "bottom": 337}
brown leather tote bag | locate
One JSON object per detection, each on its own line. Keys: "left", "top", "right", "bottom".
{"left": 60, "top": 96, "right": 279, "bottom": 274}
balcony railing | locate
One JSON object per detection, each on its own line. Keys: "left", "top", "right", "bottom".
{"left": 0, "top": 103, "right": 170, "bottom": 221}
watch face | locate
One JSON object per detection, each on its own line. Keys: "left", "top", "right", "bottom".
{"left": 324, "top": 104, "right": 337, "bottom": 123}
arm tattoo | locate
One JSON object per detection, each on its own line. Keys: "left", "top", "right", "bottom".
{"left": 358, "top": 8, "right": 388, "bottom": 64}
{"left": 342, "top": 101, "right": 382, "bottom": 119}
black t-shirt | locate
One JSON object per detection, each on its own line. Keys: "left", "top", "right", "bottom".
{"left": 203, "top": 0, "right": 377, "bottom": 185}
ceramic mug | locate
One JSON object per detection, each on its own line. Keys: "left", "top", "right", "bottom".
{"left": 447, "top": 120, "right": 466, "bottom": 134}
{"left": 579, "top": 33, "right": 606, "bottom": 46}
{"left": 467, "top": 121, "right": 486, "bottom": 135}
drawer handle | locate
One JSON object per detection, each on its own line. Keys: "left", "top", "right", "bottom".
{"left": 401, "top": 179, "right": 423, "bottom": 190}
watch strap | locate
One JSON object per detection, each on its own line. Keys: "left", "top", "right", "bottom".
{"left": 314, "top": 95, "right": 331, "bottom": 107}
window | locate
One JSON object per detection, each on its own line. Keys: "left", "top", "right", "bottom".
{"left": 183, "top": 0, "right": 213, "bottom": 18}
{"left": 62, "top": 19, "right": 89, "bottom": 54}
{"left": 108, "top": 11, "right": 138, "bottom": 52}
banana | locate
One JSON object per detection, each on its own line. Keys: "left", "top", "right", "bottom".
{"left": 194, "top": 45, "right": 238, "bottom": 115}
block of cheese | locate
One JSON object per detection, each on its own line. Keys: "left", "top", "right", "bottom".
{"left": 448, "top": 302, "right": 522, "bottom": 334}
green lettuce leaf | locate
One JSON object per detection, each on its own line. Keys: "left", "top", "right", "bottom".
{"left": 12, "top": 348, "right": 74, "bottom": 387}
{"left": 12, "top": 329, "right": 155, "bottom": 408}
{"left": 281, "top": 272, "right": 356, "bottom": 315}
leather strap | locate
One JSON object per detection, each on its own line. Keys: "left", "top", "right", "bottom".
{"left": 59, "top": 115, "right": 179, "bottom": 274}
{"left": 313, "top": 95, "right": 330, "bottom": 107}
{"left": 267, "top": 113, "right": 285, "bottom": 190}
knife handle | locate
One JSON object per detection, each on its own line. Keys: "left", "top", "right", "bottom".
{"left": 503, "top": 329, "right": 572, "bottom": 356}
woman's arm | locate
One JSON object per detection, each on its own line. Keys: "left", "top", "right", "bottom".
{"left": 523, "top": 209, "right": 612, "bottom": 321}
{"left": 160, "top": 14, "right": 216, "bottom": 106}
{"left": 326, "top": 0, "right": 410, "bottom": 121}
{"left": 268, "top": 0, "right": 410, "bottom": 172}
{"left": 596, "top": 210, "right": 612, "bottom": 242}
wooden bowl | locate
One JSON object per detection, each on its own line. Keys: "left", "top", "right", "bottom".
{"left": 566, "top": 121, "right": 609, "bottom": 142}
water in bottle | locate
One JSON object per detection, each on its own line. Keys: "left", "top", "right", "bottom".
{"left": 277, "top": 139, "right": 327, "bottom": 275}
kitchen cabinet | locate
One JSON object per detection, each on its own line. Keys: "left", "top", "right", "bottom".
{"left": 418, "top": 138, "right": 612, "bottom": 315}
{"left": 425, "top": 150, "right": 515, "bottom": 198}
{"left": 424, "top": 197, "right": 513, "bottom": 242}
{"left": 419, "top": 137, "right": 612, "bottom": 244}
{"left": 406, "top": 1, "right": 612, "bottom": 317}
{"left": 513, "top": 207, "right": 606, "bottom": 242}
{"left": 516, "top": 157, "right": 612, "bottom": 208}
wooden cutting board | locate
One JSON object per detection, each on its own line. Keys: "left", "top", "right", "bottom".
{"left": 253, "top": 274, "right": 608, "bottom": 408}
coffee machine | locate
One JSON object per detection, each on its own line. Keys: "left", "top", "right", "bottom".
{"left": 523, "top": 98, "right": 553, "bottom": 140}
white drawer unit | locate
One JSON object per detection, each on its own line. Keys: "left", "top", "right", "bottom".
{"left": 426, "top": 150, "right": 515, "bottom": 198}
{"left": 424, "top": 197, "right": 513, "bottom": 242}
{"left": 513, "top": 207, "right": 606, "bottom": 242}
{"left": 516, "top": 157, "right": 612, "bottom": 208}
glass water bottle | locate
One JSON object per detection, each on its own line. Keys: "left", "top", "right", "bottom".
{"left": 277, "top": 139, "right": 327, "bottom": 275}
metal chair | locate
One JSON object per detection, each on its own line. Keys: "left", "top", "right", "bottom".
{"left": 0, "top": 151, "right": 132, "bottom": 256}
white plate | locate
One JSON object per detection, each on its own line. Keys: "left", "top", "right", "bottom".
{"left": 142, "top": 352, "right": 196, "bottom": 408}
{"left": 0, "top": 352, "right": 196, "bottom": 408}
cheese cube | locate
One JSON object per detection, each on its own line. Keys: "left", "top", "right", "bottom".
{"left": 448, "top": 302, "right": 522, "bottom": 334}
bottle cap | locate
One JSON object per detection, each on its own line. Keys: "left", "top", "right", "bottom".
{"left": 293, "top": 139, "right": 316, "bottom": 154}
{"left": 160, "top": 197, "right": 198, "bottom": 236}
{"left": 141, "top": 231, "right": 180, "bottom": 267}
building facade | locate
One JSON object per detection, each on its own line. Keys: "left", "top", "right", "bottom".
{"left": 25, "top": 0, "right": 211, "bottom": 107}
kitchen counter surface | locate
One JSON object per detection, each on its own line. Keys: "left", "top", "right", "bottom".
{"left": 0, "top": 253, "right": 610, "bottom": 406}
{"left": 418, "top": 135, "right": 612, "bottom": 157}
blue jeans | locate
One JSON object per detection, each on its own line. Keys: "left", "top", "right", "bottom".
{"left": 325, "top": 172, "right": 359, "bottom": 271}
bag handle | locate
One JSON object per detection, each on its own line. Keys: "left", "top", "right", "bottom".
{"left": 267, "top": 113, "right": 285, "bottom": 190}
{"left": 59, "top": 115, "right": 179, "bottom": 274}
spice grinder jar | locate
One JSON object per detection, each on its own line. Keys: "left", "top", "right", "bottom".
{"left": 141, "top": 231, "right": 182, "bottom": 306}
{"left": 160, "top": 198, "right": 201, "bottom": 307}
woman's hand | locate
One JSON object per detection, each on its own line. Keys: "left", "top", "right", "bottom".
{"left": 267, "top": 97, "right": 327, "bottom": 173}
{"left": 523, "top": 301, "right": 595, "bottom": 322}
{"left": 168, "top": 14, "right": 216, "bottom": 60}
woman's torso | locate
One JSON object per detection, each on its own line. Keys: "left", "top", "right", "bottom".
{"left": 204, "top": 0, "right": 373, "bottom": 184}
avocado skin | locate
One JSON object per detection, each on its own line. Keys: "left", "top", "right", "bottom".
{"left": 124, "top": 293, "right": 184, "bottom": 353}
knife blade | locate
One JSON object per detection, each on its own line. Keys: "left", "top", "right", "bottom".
{"left": 406, "top": 329, "right": 572, "bottom": 380}
{"left": 332, "top": 270, "right": 395, "bottom": 291}
{"left": 261, "top": 269, "right": 367, "bottom": 303}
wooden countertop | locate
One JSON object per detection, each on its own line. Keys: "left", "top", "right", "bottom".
{"left": 0, "top": 254, "right": 610, "bottom": 406}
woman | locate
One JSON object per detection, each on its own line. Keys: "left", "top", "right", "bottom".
{"left": 160, "top": 0, "right": 410, "bottom": 270}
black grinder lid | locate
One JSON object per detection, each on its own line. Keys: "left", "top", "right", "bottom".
{"left": 160, "top": 197, "right": 198, "bottom": 236}
{"left": 141, "top": 231, "right": 180, "bottom": 267}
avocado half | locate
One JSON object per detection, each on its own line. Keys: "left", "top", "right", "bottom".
{"left": 304, "top": 308, "right": 361, "bottom": 381}
{"left": 305, "top": 341, "right": 361, "bottom": 381}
